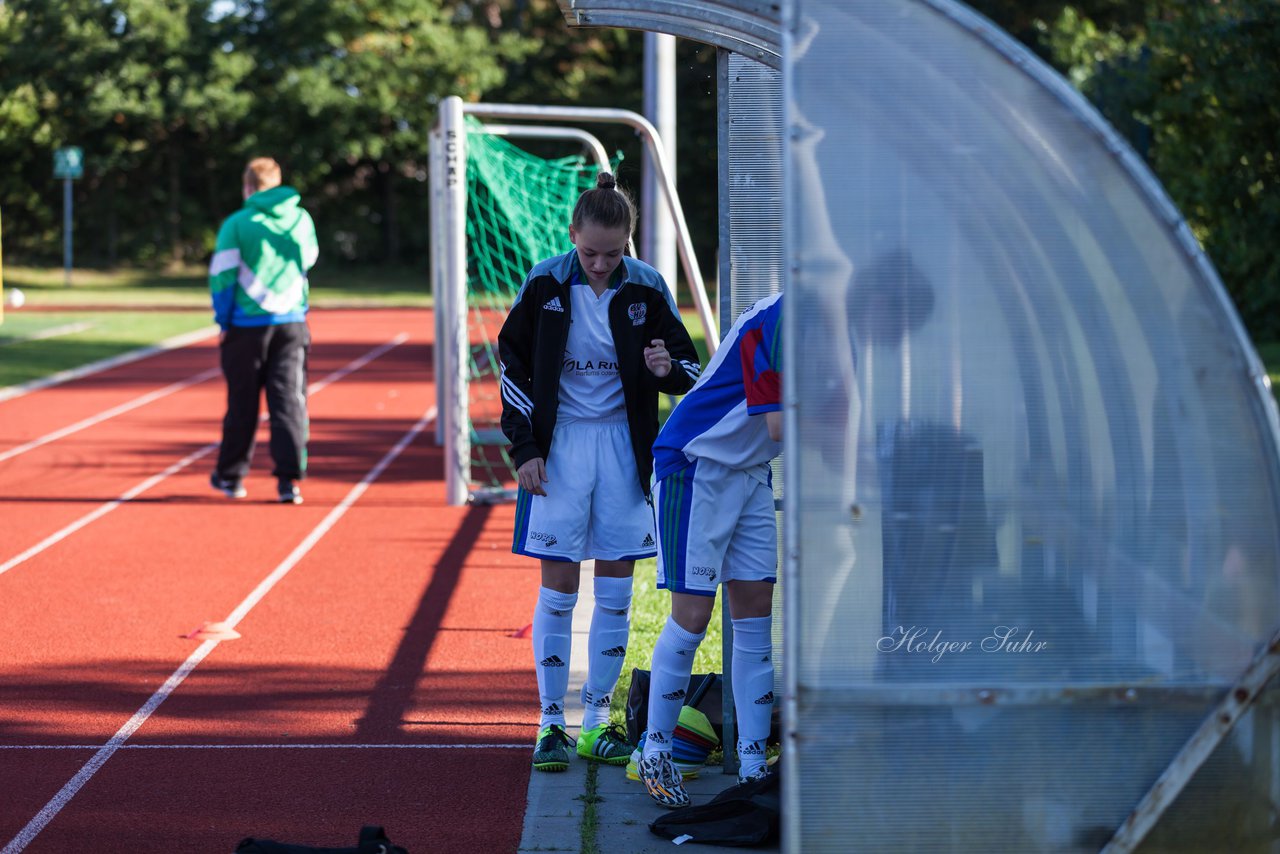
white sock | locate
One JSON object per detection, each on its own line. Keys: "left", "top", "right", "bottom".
{"left": 732, "top": 615, "right": 774, "bottom": 776}
{"left": 643, "top": 615, "right": 704, "bottom": 759}
{"left": 582, "top": 575, "right": 633, "bottom": 731}
{"left": 533, "top": 586, "right": 577, "bottom": 729}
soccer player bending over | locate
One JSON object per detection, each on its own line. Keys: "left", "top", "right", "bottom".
{"left": 639, "top": 292, "right": 783, "bottom": 808}
{"left": 498, "top": 172, "right": 701, "bottom": 773}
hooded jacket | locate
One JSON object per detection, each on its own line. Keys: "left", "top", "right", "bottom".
{"left": 498, "top": 251, "right": 701, "bottom": 496}
{"left": 209, "top": 185, "right": 319, "bottom": 329}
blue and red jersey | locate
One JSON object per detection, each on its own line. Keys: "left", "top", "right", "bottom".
{"left": 652, "top": 292, "right": 782, "bottom": 479}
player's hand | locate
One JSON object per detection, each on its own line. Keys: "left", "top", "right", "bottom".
{"left": 644, "top": 339, "right": 672, "bottom": 378}
{"left": 517, "top": 457, "right": 548, "bottom": 496}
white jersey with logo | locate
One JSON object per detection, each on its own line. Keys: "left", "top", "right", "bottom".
{"left": 557, "top": 270, "right": 625, "bottom": 421}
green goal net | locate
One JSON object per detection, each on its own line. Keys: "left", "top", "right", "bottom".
{"left": 460, "top": 116, "right": 621, "bottom": 498}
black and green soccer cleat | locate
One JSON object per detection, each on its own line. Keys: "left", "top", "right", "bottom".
{"left": 532, "top": 724, "right": 575, "bottom": 772}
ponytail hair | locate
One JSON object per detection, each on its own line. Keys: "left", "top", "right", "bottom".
{"left": 572, "top": 171, "right": 636, "bottom": 236}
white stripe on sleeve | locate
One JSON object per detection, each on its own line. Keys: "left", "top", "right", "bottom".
{"left": 209, "top": 249, "right": 241, "bottom": 276}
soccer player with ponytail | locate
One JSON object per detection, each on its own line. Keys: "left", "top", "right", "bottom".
{"left": 498, "top": 172, "right": 701, "bottom": 772}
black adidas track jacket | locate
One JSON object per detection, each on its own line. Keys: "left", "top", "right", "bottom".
{"left": 498, "top": 251, "right": 701, "bottom": 497}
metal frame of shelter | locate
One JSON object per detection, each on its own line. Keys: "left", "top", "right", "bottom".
{"left": 554, "top": 1, "right": 1280, "bottom": 852}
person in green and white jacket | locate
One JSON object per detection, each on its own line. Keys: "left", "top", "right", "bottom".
{"left": 208, "top": 157, "right": 318, "bottom": 505}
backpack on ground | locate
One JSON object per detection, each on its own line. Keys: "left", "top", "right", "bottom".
{"left": 234, "top": 825, "right": 407, "bottom": 854}
{"left": 626, "top": 669, "right": 724, "bottom": 745}
{"left": 648, "top": 758, "right": 781, "bottom": 847}
{"left": 625, "top": 668, "right": 782, "bottom": 747}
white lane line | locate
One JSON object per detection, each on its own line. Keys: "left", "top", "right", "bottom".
{"left": 0, "top": 444, "right": 217, "bottom": 578}
{"left": 309, "top": 332, "right": 408, "bottom": 394}
{"left": 2, "top": 743, "right": 525, "bottom": 750}
{"left": 2, "top": 406, "right": 437, "bottom": 854}
{"left": 0, "top": 367, "right": 221, "bottom": 464}
{"left": 0, "top": 326, "right": 219, "bottom": 404}
{"left": 0, "top": 334, "right": 410, "bottom": 580}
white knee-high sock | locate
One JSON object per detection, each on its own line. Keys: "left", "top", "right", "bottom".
{"left": 731, "top": 615, "right": 774, "bottom": 776}
{"left": 533, "top": 586, "right": 578, "bottom": 729}
{"left": 643, "top": 615, "right": 705, "bottom": 759}
{"left": 582, "top": 575, "right": 633, "bottom": 730}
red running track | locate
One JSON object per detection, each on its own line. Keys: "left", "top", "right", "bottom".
{"left": 0, "top": 309, "right": 537, "bottom": 853}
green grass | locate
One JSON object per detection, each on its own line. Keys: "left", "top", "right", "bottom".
{"left": 577, "top": 764, "right": 602, "bottom": 854}
{"left": 3, "top": 264, "right": 430, "bottom": 308}
{"left": 0, "top": 310, "right": 214, "bottom": 388}
{"left": 0, "top": 263, "right": 433, "bottom": 390}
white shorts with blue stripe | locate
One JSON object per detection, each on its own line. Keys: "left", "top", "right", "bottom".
{"left": 512, "top": 416, "right": 657, "bottom": 562}
{"left": 653, "top": 458, "right": 777, "bottom": 596}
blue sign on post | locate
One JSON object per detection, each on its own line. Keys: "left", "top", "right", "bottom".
{"left": 54, "top": 147, "right": 84, "bottom": 180}
{"left": 54, "top": 147, "right": 82, "bottom": 286}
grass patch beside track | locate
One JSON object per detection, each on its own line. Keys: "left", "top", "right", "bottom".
{"left": 0, "top": 310, "right": 214, "bottom": 388}
{"left": 3, "top": 264, "right": 431, "bottom": 308}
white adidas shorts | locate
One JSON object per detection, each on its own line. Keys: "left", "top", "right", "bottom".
{"left": 512, "top": 417, "right": 657, "bottom": 562}
{"left": 654, "top": 458, "right": 778, "bottom": 596}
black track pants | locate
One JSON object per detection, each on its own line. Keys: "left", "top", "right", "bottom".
{"left": 215, "top": 322, "right": 310, "bottom": 482}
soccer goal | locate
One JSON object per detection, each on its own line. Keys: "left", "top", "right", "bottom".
{"left": 429, "top": 97, "right": 718, "bottom": 506}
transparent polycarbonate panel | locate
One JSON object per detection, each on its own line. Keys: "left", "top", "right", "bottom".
{"left": 720, "top": 55, "right": 786, "bottom": 502}
{"left": 720, "top": 48, "right": 787, "bottom": 709}
{"left": 723, "top": 50, "right": 785, "bottom": 317}
{"left": 782, "top": 1, "right": 1280, "bottom": 850}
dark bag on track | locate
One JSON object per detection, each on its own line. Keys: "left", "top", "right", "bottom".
{"left": 234, "top": 825, "right": 407, "bottom": 854}
{"left": 626, "top": 669, "right": 723, "bottom": 745}
{"left": 648, "top": 758, "right": 781, "bottom": 847}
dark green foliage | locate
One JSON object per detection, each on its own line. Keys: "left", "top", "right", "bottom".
{"left": 1, "top": 0, "right": 1277, "bottom": 341}
{"left": 0, "top": 0, "right": 525, "bottom": 267}
{"left": 1140, "top": 1, "right": 1280, "bottom": 340}
{"left": 1029, "top": 1, "right": 1280, "bottom": 341}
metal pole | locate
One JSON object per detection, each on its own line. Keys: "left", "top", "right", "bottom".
{"left": 715, "top": 48, "right": 737, "bottom": 776}
{"left": 441, "top": 96, "right": 471, "bottom": 506}
{"left": 642, "top": 33, "right": 677, "bottom": 287}
{"left": 63, "top": 177, "right": 72, "bottom": 287}
{"left": 477, "top": 124, "right": 612, "bottom": 173}
{"left": 1101, "top": 625, "right": 1280, "bottom": 852}
{"left": 428, "top": 127, "right": 446, "bottom": 447}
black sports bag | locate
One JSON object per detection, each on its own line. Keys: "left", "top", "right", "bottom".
{"left": 234, "top": 825, "right": 407, "bottom": 854}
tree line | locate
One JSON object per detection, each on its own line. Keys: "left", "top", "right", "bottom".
{"left": 0, "top": 1, "right": 1276, "bottom": 336}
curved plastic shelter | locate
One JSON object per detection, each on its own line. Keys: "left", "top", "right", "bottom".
{"left": 558, "top": 0, "right": 781, "bottom": 67}
{"left": 561, "top": 1, "right": 1280, "bottom": 851}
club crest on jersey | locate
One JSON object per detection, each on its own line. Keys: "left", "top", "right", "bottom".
{"left": 628, "top": 302, "right": 646, "bottom": 325}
